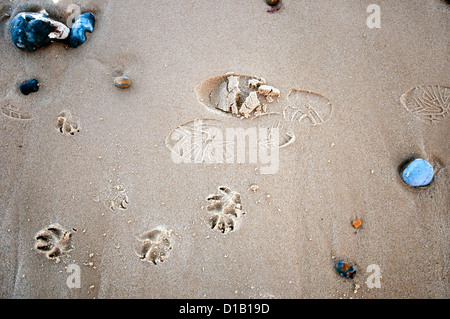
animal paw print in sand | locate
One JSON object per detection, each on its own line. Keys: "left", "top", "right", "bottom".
{"left": 196, "top": 72, "right": 280, "bottom": 119}
{"left": 206, "top": 186, "right": 245, "bottom": 234}
{"left": 104, "top": 184, "right": 129, "bottom": 212}
{"left": 134, "top": 226, "right": 173, "bottom": 265}
{"left": 34, "top": 223, "right": 73, "bottom": 262}
{"left": 56, "top": 111, "right": 80, "bottom": 135}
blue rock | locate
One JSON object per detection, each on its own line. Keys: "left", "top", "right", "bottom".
{"left": 10, "top": 12, "right": 70, "bottom": 52}
{"left": 69, "top": 13, "right": 95, "bottom": 48}
{"left": 19, "top": 79, "right": 39, "bottom": 95}
{"left": 402, "top": 158, "right": 434, "bottom": 187}
{"left": 335, "top": 261, "right": 356, "bottom": 279}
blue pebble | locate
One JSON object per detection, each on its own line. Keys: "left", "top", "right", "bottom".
{"left": 402, "top": 158, "right": 434, "bottom": 187}
{"left": 69, "top": 13, "right": 95, "bottom": 48}
{"left": 19, "top": 79, "right": 39, "bottom": 95}
{"left": 10, "top": 12, "right": 69, "bottom": 52}
{"left": 10, "top": 13, "right": 56, "bottom": 52}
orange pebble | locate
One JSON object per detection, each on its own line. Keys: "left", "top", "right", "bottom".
{"left": 352, "top": 219, "right": 362, "bottom": 229}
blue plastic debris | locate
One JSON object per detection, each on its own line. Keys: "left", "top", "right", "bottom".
{"left": 402, "top": 158, "right": 434, "bottom": 187}
{"left": 69, "top": 13, "right": 95, "bottom": 48}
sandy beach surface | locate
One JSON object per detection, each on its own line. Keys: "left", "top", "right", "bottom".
{"left": 0, "top": 0, "right": 449, "bottom": 299}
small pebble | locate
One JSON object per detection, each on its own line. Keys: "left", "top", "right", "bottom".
{"left": 402, "top": 158, "right": 434, "bottom": 187}
{"left": 335, "top": 261, "right": 356, "bottom": 279}
{"left": 114, "top": 75, "right": 131, "bottom": 89}
{"left": 19, "top": 79, "right": 39, "bottom": 95}
{"left": 352, "top": 219, "right": 362, "bottom": 229}
{"left": 266, "top": 0, "right": 280, "bottom": 6}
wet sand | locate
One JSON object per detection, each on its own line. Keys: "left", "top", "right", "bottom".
{"left": 0, "top": 0, "right": 449, "bottom": 298}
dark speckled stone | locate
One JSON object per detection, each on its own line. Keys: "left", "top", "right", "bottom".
{"left": 10, "top": 12, "right": 69, "bottom": 52}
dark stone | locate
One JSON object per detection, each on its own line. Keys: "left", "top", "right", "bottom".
{"left": 19, "top": 79, "right": 39, "bottom": 95}
{"left": 10, "top": 12, "right": 69, "bottom": 52}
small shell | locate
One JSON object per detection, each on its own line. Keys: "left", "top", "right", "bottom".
{"left": 114, "top": 75, "right": 131, "bottom": 89}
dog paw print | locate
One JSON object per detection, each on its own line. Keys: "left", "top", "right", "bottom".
{"left": 34, "top": 223, "right": 73, "bottom": 262}
{"left": 56, "top": 111, "right": 80, "bottom": 135}
{"left": 134, "top": 226, "right": 173, "bottom": 265}
{"left": 206, "top": 186, "right": 245, "bottom": 234}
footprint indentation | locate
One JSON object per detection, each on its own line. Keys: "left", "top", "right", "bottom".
{"left": 1, "top": 104, "right": 32, "bottom": 120}
{"left": 207, "top": 186, "right": 245, "bottom": 234}
{"left": 196, "top": 72, "right": 280, "bottom": 119}
{"left": 165, "top": 118, "right": 229, "bottom": 163}
{"left": 56, "top": 111, "right": 80, "bottom": 135}
{"left": 166, "top": 116, "right": 295, "bottom": 164}
{"left": 134, "top": 226, "right": 173, "bottom": 265}
{"left": 255, "top": 116, "right": 296, "bottom": 149}
{"left": 34, "top": 223, "right": 73, "bottom": 262}
{"left": 400, "top": 85, "right": 449, "bottom": 124}
{"left": 283, "top": 89, "right": 333, "bottom": 126}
